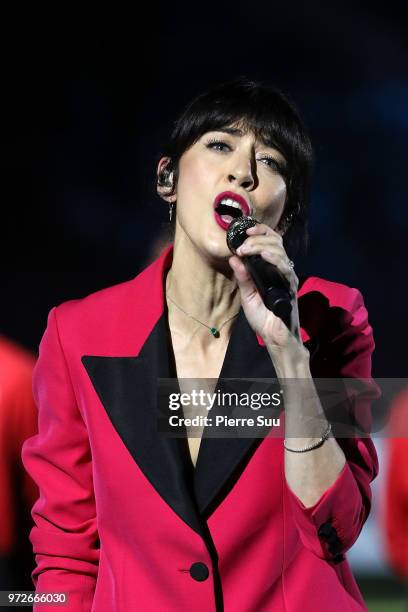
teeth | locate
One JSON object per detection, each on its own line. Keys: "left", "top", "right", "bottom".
{"left": 220, "top": 197, "right": 244, "bottom": 212}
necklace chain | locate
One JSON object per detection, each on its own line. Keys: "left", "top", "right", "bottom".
{"left": 166, "top": 294, "right": 240, "bottom": 338}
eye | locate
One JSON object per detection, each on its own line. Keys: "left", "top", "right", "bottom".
{"left": 205, "top": 139, "right": 232, "bottom": 152}
{"left": 258, "top": 155, "right": 284, "bottom": 174}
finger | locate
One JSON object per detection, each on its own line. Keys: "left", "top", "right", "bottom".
{"left": 237, "top": 236, "right": 284, "bottom": 256}
{"left": 228, "top": 256, "right": 263, "bottom": 303}
{"left": 236, "top": 240, "right": 296, "bottom": 289}
{"left": 237, "top": 239, "right": 290, "bottom": 266}
{"left": 245, "top": 223, "right": 282, "bottom": 240}
{"left": 260, "top": 250, "right": 299, "bottom": 292}
{"left": 246, "top": 223, "right": 283, "bottom": 244}
{"left": 228, "top": 255, "right": 250, "bottom": 281}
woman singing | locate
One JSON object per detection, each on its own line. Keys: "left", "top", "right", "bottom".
{"left": 23, "top": 78, "right": 377, "bottom": 611}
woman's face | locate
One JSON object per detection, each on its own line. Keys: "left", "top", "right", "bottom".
{"left": 159, "top": 126, "right": 287, "bottom": 263}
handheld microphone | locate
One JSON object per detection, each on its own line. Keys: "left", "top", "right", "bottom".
{"left": 226, "top": 216, "right": 293, "bottom": 329}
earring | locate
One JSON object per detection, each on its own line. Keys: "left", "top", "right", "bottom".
{"left": 169, "top": 202, "right": 175, "bottom": 222}
{"left": 280, "top": 211, "right": 295, "bottom": 232}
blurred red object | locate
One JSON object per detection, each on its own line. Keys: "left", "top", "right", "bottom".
{"left": 0, "top": 336, "right": 38, "bottom": 587}
{"left": 384, "top": 387, "right": 408, "bottom": 580}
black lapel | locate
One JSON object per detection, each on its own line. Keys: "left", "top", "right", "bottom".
{"left": 193, "top": 309, "right": 280, "bottom": 516}
{"left": 82, "top": 302, "right": 309, "bottom": 527}
{"left": 82, "top": 315, "right": 205, "bottom": 537}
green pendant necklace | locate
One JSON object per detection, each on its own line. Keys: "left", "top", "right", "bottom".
{"left": 167, "top": 295, "right": 239, "bottom": 338}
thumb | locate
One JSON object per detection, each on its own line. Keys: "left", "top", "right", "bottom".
{"left": 229, "top": 256, "right": 259, "bottom": 302}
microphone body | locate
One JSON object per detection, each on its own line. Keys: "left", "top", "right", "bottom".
{"left": 227, "top": 217, "right": 293, "bottom": 329}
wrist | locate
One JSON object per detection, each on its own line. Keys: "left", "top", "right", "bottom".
{"left": 266, "top": 342, "right": 311, "bottom": 379}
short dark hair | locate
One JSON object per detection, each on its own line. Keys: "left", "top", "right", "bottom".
{"left": 158, "top": 77, "right": 313, "bottom": 257}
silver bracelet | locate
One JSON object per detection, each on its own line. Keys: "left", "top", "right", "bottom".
{"left": 284, "top": 423, "right": 332, "bottom": 453}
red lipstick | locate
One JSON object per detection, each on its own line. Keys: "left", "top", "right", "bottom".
{"left": 213, "top": 191, "right": 251, "bottom": 231}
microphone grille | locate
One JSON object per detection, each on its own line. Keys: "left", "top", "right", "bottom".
{"left": 226, "top": 216, "right": 258, "bottom": 253}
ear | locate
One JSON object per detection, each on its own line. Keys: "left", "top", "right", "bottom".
{"left": 157, "top": 157, "right": 176, "bottom": 202}
{"left": 275, "top": 198, "right": 293, "bottom": 236}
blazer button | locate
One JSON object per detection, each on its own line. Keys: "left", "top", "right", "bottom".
{"left": 318, "top": 522, "right": 343, "bottom": 560}
{"left": 318, "top": 522, "right": 335, "bottom": 539}
{"left": 189, "top": 562, "right": 209, "bottom": 582}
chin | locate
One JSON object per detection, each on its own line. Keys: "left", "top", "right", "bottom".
{"left": 178, "top": 220, "right": 232, "bottom": 269}
{"left": 199, "top": 236, "right": 232, "bottom": 270}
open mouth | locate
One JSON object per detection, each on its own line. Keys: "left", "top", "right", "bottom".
{"left": 213, "top": 191, "right": 251, "bottom": 230}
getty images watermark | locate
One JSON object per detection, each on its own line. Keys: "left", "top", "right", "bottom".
{"left": 168, "top": 388, "right": 282, "bottom": 430}
{"left": 156, "top": 378, "right": 408, "bottom": 439}
{"left": 157, "top": 378, "right": 284, "bottom": 438}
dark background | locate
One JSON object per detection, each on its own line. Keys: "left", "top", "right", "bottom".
{"left": 3, "top": 2, "right": 407, "bottom": 377}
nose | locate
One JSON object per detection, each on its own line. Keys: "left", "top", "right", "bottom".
{"left": 227, "top": 154, "right": 257, "bottom": 190}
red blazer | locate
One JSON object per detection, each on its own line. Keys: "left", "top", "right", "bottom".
{"left": 22, "top": 245, "right": 378, "bottom": 611}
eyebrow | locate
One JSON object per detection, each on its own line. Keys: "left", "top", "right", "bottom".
{"left": 213, "top": 127, "right": 245, "bottom": 137}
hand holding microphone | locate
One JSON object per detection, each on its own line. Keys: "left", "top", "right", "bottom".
{"left": 227, "top": 216, "right": 296, "bottom": 333}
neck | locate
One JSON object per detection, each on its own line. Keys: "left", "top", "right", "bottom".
{"left": 165, "top": 233, "right": 241, "bottom": 342}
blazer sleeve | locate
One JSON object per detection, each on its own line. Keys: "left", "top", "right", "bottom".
{"left": 22, "top": 307, "right": 99, "bottom": 611}
{"left": 285, "top": 287, "right": 379, "bottom": 563}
